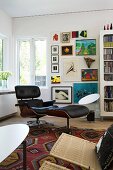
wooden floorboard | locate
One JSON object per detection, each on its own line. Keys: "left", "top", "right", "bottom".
{"left": 0, "top": 114, "right": 113, "bottom": 130}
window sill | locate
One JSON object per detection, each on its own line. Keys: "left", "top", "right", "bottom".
{"left": 0, "top": 89, "right": 15, "bottom": 95}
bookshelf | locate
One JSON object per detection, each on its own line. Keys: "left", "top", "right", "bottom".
{"left": 100, "top": 30, "right": 113, "bottom": 117}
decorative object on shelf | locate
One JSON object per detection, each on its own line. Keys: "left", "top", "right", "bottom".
{"left": 0, "top": 71, "right": 12, "bottom": 88}
{"left": 110, "top": 23, "right": 113, "bottom": 30}
{"left": 84, "top": 57, "right": 95, "bottom": 68}
{"left": 51, "top": 86, "right": 72, "bottom": 104}
{"left": 51, "top": 75, "right": 61, "bottom": 84}
{"left": 81, "top": 69, "right": 98, "bottom": 81}
{"left": 104, "top": 23, "right": 113, "bottom": 30}
{"left": 61, "top": 45, "right": 73, "bottom": 56}
{"left": 61, "top": 32, "right": 70, "bottom": 43}
{"left": 76, "top": 39, "right": 96, "bottom": 56}
{"left": 107, "top": 24, "right": 109, "bottom": 30}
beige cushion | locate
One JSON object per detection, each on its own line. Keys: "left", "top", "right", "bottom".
{"left": 39, "top": 161, "right": 70, "bottom": 170}
{"left": 50, "top": 133, "right": 101, "bottom": 170}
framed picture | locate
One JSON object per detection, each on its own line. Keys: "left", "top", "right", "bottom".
{"left": 62, "top": 58, "right": 81, "bottom": 82}
{"left": 51, "top": 64, "right": 59, "bottom": 73}
{"left": 51, "top": 75, "right": 61, "bottom": 84}
{"left": 61, "top": 32, "right": 70, "bottom": 43}
{"left": 61, "top": 45, "right": 73, "bottom": 56}
{"left": 51, "top": 55, "right": 59, "bottom": 63}
{"left": 81, "top": 69, "right": 98, "bottom": 81}
{"left": 76, "top": 39, "right": 96, "bottom": 56}
{"left": 51, "top": 86, "right": 72, "bottom": 104}
{"left": 52, "top": 33, "right": 59, "bottom": 42}
{"left": 51, "top": 45, "right": 59, "bottom": 54}
{"left": 73, "top": 82, "right": 98, "bottom": 103}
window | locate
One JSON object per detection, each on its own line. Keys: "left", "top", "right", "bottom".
{"left": 0, "top": 38, "right": 3, "bottom": 71}
{"left": 0, "top": 37, "right": 6, "bottom": 88}
{"left": 17, "top": 38, "right": 46, "bottom": 86}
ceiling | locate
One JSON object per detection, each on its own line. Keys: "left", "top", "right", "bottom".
{"left": 0, "top": 0, "right": 113, "bottom": 18}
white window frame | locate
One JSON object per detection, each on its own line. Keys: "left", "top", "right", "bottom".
{"left": 0, "top": 35, "right": 7, "bottom": 71}
{"left": 16, "top": 37, "right": 47, "bottom": 87}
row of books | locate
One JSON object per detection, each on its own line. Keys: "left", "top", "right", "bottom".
{"left": 104, "top": 62, "right": 113, "bottom": 73}
{"left": 104, "top": 74, "right": 113, "bottom": 81}
{"left": 104, "top": 42, "right": 113, "bottom": 47}
{"left": 104, "top": 86, "right": 113, "bottom": 98}
{"left": 104, "top": 48, "right": 113, "bottom": 54}
{"left": 104, "top": 54, "right": 113, "bottom": 60}
{"left": 104, "top": 100, "right": 113, "bottom": 112}
{"left": 104, "top": 35, "right": 113, "bottom": 42}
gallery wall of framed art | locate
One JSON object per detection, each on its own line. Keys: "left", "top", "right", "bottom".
{"left": 50, "top": 30, "right": 98, "bottom": 105}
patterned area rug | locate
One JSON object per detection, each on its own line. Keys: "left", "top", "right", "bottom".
{"left": 0, "top": 125, "right": 105, "bottom": 170}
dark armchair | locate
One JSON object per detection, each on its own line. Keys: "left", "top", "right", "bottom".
{"left": 15, "top": 85, "right": 56, "bottom": 125}
{"left": 15, "top": 85, "right": 89, "bottom": 130}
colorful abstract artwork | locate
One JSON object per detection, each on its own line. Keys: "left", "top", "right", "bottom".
{"left": 61, "top": 45, "right": 73, "bottom": 55}
{"left": 76, "top": 39, "right": 96, "bottom": 56}
{"left": 79, "top": 30, "right": 87, "bottom": 38}
{"left": 73, "top": 82, "right": 98, "bottom": 103}
{"left": 81, "top": 69, "right": 98, "bottom": 81}
{"left": 53, "top": 33, "right": 59, "bottom": 41}
{"left": 72, "top": 30, "right": 87, "bottom": 38}
{"left": 72, "top": 31, "right": 79, "bottom": 38}
{"left": 51, "top": 76, "right": 61, "bottom": 84}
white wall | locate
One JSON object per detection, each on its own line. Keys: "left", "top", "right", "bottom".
{"left": 0, "top": 10, "right": 13, "bottom": 89}
{"left": 13, "top": 10, "right": 113, "bottom": 117}
{"left": 0, "top": 11, "right": 17, "bottom": 118}
{"left": 0, "top": 10, "right": 12, "bottom": 36}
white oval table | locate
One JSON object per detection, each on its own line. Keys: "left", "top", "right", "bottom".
{"left": 0, "top": 124, "right": 29, "bottom": 170}
{"left": 79, "top": 93, "right": 100, "bottom": 105}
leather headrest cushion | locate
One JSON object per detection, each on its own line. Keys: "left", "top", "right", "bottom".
{"left": 15, "top": 85, "right": 41, "bottom": 99}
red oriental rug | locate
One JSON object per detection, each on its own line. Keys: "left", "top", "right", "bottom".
{"left": 0, "top": 126, "right": 104, "bottom": 170}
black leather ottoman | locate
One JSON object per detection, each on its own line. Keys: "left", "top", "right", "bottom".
{"left": 45, "top": 104, "right": 89, "bottom": 129}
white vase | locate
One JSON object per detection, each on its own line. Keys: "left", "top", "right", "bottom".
{"left": 2, "top": 80, "right": 7, "bottom": 89}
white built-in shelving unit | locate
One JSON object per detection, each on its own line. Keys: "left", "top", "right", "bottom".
{"left": 100, "top": 30, "right": 113, "bottom": 117}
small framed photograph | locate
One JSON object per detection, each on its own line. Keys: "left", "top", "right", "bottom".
{"left": 81, "top": 69, "right": 98, "bottom": 81}
{"left": 61, "top": 32, "right": 70, "bottom": 43}
{"left": 51, "top": 55, "right": 59, "bottom": 63}
{"left": 51, "top": 86, "right": 72, "bottom": 104}
{"left": 51, "top": 45, "right": 59, "bottom": 54}
{"left": 61, "top": 45, "right": 73, "bottom": 56}
{"left": 51, "top": 64, "right": 59, "bottom": 73}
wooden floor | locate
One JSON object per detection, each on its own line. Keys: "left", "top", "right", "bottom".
{"left": 0, "top": 114, "right": 113, "bottom": 130}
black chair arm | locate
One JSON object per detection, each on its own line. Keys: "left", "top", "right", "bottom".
{"left": 43, "top": 100, "right": 56, "bottom": 107}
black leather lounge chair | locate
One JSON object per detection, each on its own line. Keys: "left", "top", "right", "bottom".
{"left": 15, "top": 85, "right": 89, "bottom": 129}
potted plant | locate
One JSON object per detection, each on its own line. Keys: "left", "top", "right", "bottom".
{"left": 0, "top": 71, "right": 12, "bottom": 88}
